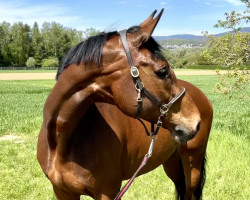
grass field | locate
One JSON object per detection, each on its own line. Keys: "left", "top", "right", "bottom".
{"left": 0, "top": 76, "right": 249, "bottom": 200}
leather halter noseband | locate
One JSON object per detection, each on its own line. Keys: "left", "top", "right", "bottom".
{"left": 119, "top": 29, "right": 185, "bottom": 135}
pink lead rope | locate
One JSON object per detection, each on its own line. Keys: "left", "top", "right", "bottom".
{"left": 114, "top": 137, "right": 156, "bottom": 200}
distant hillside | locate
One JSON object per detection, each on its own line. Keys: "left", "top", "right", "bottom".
{"left": 240, "top": 27, "right": 250, "bottom": 32}
{"left": 154, "top": 27, "right": 250, "bottom": 41}
{"left": 154, "top": 34, "right": 202, "bottom": 40}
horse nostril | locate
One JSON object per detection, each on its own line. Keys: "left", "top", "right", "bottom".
{"left": 195, "top": 121, "right": 201, "bottom": 135}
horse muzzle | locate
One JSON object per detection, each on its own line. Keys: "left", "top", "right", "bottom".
{"left": 171, "top": 121, "right": 201, "bottom": 144}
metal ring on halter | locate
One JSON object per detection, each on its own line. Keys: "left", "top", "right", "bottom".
{"left": 135, "top": 82, "right": 144, "bottom": 91}
{"left": 135, "top": 82, "right": 144, "bottom": 103}
{"left": 130, "top": 66, "right": 140, "bottom": 78}
{"left": 149, "top": 133, "right": 158, "bottom": 140}
{"left": 156, "top": 120, "right": 162, "bottom": 127}
{"left": 160, "top": 104, "right": 170, "bottom": 116}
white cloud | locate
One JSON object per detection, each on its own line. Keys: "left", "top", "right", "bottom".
{"left": 0, "top": 1, "right": 81, "bottom": 28}
{"left": 194, "top": 0, "right": 244, "bottom": 7}
{"left": 160, "top": 2, "right": 167, "bottom": 5}
{"left": 222, "top": 0, "right": 245, "bottom": 6}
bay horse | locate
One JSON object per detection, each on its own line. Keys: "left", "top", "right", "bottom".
{"left": 37, "top": 10, "right": 213, "bottom": 200}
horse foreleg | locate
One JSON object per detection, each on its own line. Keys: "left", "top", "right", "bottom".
{"left": 95, "top": 194, "right": 113, "bottom": 200}
{"left": 162, "top": 150, "right": 186, "bottom": 200}
{"left": 53, "top": 186, "right": 80, "bottom": 200}
{"left": 180, "top": 150, "right": 206, "bottom": 200}
{"left": 92, "top": 181, "right": 122, "bottom": 200}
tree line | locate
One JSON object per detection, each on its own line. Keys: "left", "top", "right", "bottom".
{"left": 0, "top": 21, "right": 100, "bottom": 67}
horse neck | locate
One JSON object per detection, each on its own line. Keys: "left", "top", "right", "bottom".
{"left": 43, "top": 64, "right": 114, "bottom": 155}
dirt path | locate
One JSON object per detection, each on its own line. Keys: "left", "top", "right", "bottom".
{"left": 0, "top": 70, "right": 223, "bottom": 80}
{"left": 0, "top": 73, "right": 56, "bottom": 80}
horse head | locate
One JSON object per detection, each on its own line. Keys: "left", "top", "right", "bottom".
{"left": 56, "top": 9, "right": 200, "bottom": 143}
{"left": 97, "top": 10, "right": 201, "bottom": 143}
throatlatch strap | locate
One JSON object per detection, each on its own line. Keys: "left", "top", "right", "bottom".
{"left": 137, "top": 119, "right": 151, "bottom": 136}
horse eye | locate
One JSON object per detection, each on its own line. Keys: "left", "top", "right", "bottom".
{"left": 155, "top": 67, "right": 168, "bottom": 78}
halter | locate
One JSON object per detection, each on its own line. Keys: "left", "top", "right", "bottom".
{"left": 114, "top": 30, "right": 185, "bottom": 200}
{"left": 119, "top": 29, "right": 185, "bottom": 135}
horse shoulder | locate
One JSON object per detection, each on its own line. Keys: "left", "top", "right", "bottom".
{"left": 177, "top": 79, "right": 213, "bottom": 120}
{"left": 177, "top": 79, "right": 213, "bottom": 150}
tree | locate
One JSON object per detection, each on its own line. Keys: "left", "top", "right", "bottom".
{"left": 83, "top": 28, "right": 100, "bottom": 38}
{"left": 201, "top": 0, "right": 250, "bottom": 94}
{"left": 31, "top": 22, "right": 44, "bottom": 65}
{"left": 41, "top": 57, "right": 59, "bottom": 68}
{"left": 65, "top": 28, "right": 83, "bottom": 46}
{"left": 9, "top": 22, "right": 31, "bottom": 66}
{"left": 26, "top": 57, "right": 36, "bottom": 67}
{"left": 214, "top": 0, "right": 250, "bottom": 32}
{"left": 0, "top": 22, "right": 12, "bottom": 66}
{"left": 0, "top": 20, "right": 96, "bottom": 67}
{"left": 41, "top": 22, "right": 81, "bottom": 61}
{"left": 204, "top": 32, "right": 250, "bottom": 67}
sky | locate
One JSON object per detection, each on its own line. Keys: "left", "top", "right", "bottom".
{"left": 0, "top": 0, "right": 247, "bottom": 36}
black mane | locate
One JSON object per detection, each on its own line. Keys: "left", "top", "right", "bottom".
{"left": 56, "top": 31, "right": 117, "bottom": 79}
{"left": 56, "top": 26, "right": 165, "bottom": 80}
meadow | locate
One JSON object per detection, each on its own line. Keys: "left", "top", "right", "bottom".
{"left": 0, "top": 75, "right": 249, "bottom": 200}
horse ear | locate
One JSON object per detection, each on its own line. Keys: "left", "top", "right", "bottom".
{"left": 133, "top": 9, "right": 164, "bottom": 46}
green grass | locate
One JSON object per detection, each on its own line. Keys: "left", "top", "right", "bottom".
{"left": 185, "top": 64, "right": 250, "bottom": 70}
{"left": 0, "top": 76, "right": 249, "bottom": 200}
{"left": 0, "top": 80, "right": 54, "bottom": 136}
{"left": 0, "top": 80, "right": 56, "bottom": 200}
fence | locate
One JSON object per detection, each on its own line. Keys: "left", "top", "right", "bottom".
{"left": 0, "top": 66, "right": 58, "bottom": 70}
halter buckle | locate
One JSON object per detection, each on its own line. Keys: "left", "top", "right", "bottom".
{"left": 131, "top": 66, "right": 139, "bottom": 78}
{"left": 160, "top": 104, "right": 170, "bottom": 116}
{"left": 157, "top": 120, "right": 162, "bottom": 127}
